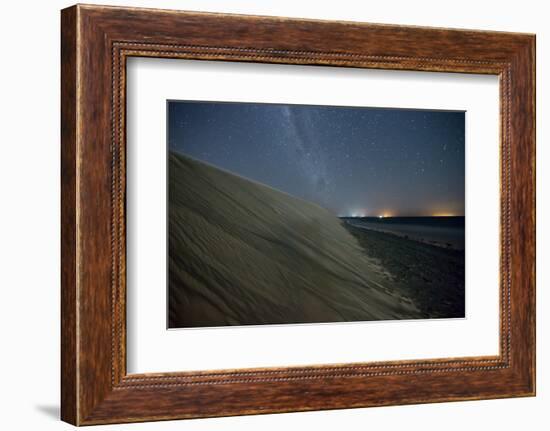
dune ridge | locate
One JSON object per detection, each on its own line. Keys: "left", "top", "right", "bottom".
{"left": 169, "top": 151, "right": 420, "bottom": 328}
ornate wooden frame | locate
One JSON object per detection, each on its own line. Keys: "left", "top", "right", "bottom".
{"left": 61, "top": 4, "right": 535, "bottom": 425}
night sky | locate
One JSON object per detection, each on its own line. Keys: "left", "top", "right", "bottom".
{"left": 168, "top": 101, "right": 465, "bottom": 217}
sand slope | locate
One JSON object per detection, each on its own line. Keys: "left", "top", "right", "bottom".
{"left": 169, "top": 151, "right": 420, "bottom": 327}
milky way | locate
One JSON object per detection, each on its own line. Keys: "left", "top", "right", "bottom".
{"left": 168, "top": 101, "right": 465, "bottom": 216}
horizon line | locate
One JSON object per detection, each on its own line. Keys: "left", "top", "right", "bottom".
{"left": 338, "top": 215, "right": 465, "bottom": 218}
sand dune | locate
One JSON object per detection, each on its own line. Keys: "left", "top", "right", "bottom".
{"left": 168, "top": 151, "right": 421, "bottom": 328}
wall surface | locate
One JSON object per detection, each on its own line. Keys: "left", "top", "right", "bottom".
{"left": 0, "top": 0, "right": 547, "bottom": 429}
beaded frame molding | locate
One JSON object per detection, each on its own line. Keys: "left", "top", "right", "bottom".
{"left": 61, "top": 4, "right": 535, "bottom": 426}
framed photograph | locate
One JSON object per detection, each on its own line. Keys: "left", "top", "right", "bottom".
{"left": 61, "top": 4, "right": 535, "bottom": 425}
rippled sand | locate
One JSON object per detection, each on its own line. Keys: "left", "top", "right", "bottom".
{"left": 168, "top": 152, "right": 420, "bottom": 328}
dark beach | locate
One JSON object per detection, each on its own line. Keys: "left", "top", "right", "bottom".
{"left": 341, "top": 218, "right": 465, "bottom": 318}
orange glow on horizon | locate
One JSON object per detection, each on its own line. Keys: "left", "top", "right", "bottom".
{"left": 344, "top": 211, "right": 461, "bottom": 218}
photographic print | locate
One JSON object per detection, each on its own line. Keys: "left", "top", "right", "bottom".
{"left": 168, "top": 101, "right": 465, "bottom": 328}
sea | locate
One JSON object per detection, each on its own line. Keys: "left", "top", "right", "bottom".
{"left": 340, "top": 216, "right": 465, "bottom": 250}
